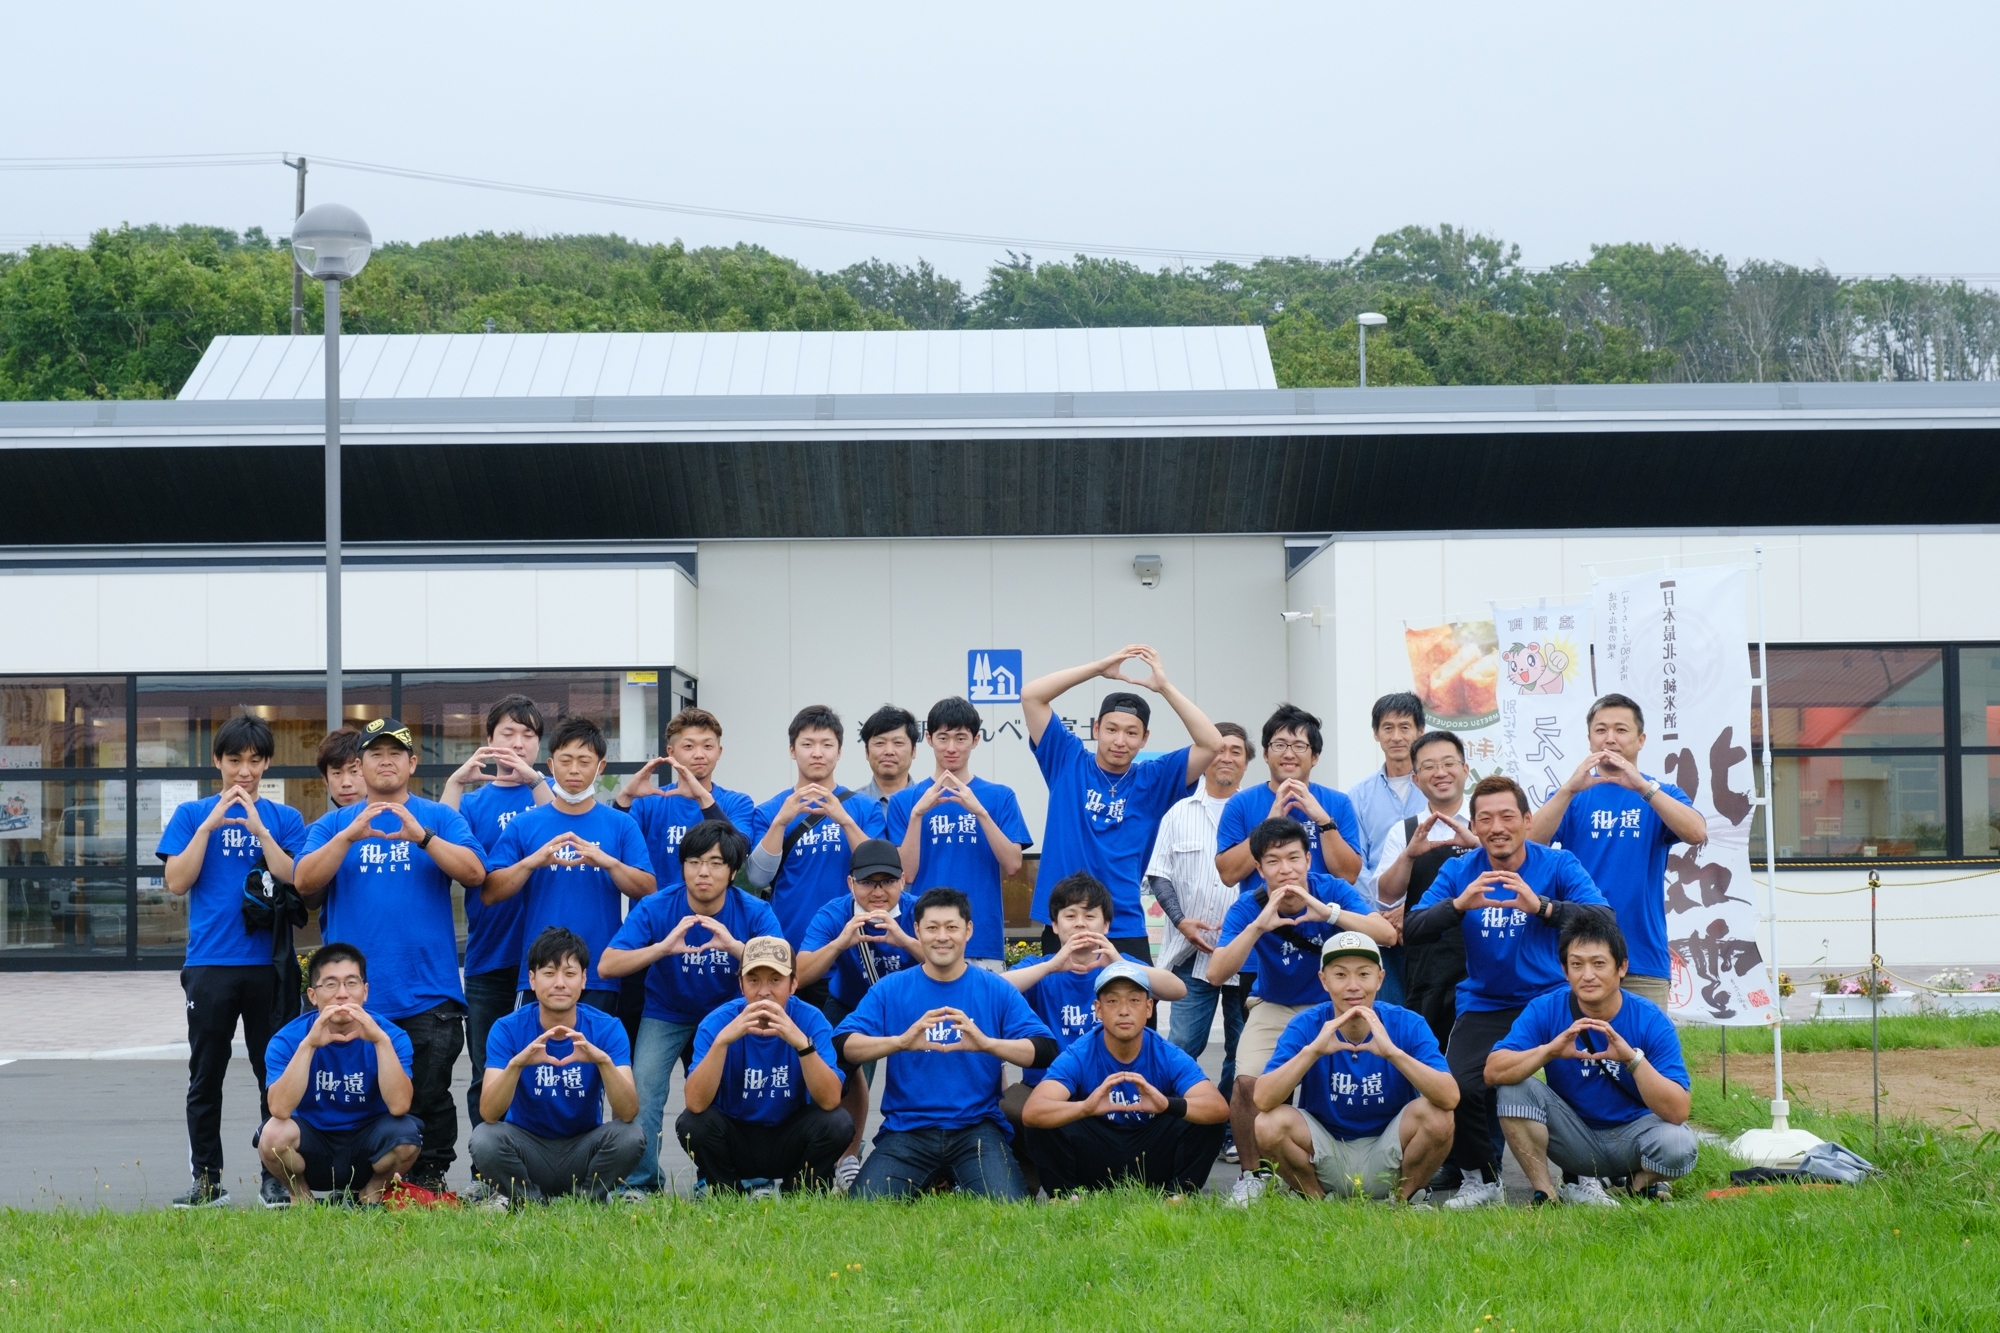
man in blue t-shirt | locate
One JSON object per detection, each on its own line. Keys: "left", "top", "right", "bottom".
{"left": 1216, "top": 703, "right": 1365, "bottom": 896}
{"left": 1527, "top": 693, "right": 1710, "bottom": 1010}
{"left": 483, "top": 716, "right": 656, "bottom": 1012}
{"left": 598, "top": 821, "right": 778, "bottom": 1193}
{"left": 1405, "top": 774, "right": 1612, "bottom": 1209}
{"left": 472, "top": 927, "right": 642, "bottom": 1205}
{"left": 678, "top": 936, "right": 850, "bottom": 1197}
{"left": 1023, "top": 646, "right": 1222, "bottom": 956}
{"left": 1487, "top": 915, "right": 1697, "bottom": 1206}
{"left": 1022, "top": 961, "right": 1229, "bottom": 1194}
{"left": 886, "top": 696, "right": 1033, "bottom": 969}
{"left": 157, "top": 714, "right": 309, "bottom": 1209}
{"left": 439, "top": 694, "right": 552, "bottom": 1128}
{"left": 833, "top": 888, "right": 1057, "bottom": 1201}
{"left": 256, "top": 943, "right": 421, "bottom": 1206}
{"left": 1205, "top": 818, "right": 1394, "bottom": 1203}
{"left": 295, "top": 715, "right": 488, "bottom": 1191}
{"left": 613, "top": 706, "right": 756, "bottom": 891}
{"left": 746, "top": 705, "right": 887, "bottom": 946}
{"left": 1251, "top": 932, "right": 1458, "bottom": 1203}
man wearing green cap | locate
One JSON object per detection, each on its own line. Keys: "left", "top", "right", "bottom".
{"left": 1251, "top": 931, "right": 1458, "bottom": 1202}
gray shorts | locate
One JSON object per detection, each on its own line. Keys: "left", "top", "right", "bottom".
{"left": 1305, "top": 1104, "right": 1406, "bottom": 1199}
{"left": 1495, "top": 1077, "right": 1698, "bottom": 1180}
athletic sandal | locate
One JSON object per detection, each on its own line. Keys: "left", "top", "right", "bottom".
{"left": 1529, "top": 1190, "right": 1555, "bottom": 1208}
{"left": 1633, "top": 1181, "right": 1672, "bottom": 1202}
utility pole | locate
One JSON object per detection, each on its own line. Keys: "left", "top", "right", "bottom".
{"left": 284, "top": 156, "right": 308, "bottom": 335}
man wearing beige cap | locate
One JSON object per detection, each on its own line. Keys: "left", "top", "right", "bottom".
{"left": 677, "top": 935, "right": 851, "bottom": 1198}
{"left": 1251, "top": 931, "right": 1458, "bottom": 1203}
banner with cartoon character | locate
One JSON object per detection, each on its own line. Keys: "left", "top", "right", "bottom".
{"left": 1593, "top": 565, "right": 1777, "bottom": 1027}
{"left": 1489, "top": 602, "right": 1593, "bottom": 810}
{"left": 1403, "top": 619, "right": 1503, "bottom": 779}
{"left": 0, "top": 747, "right": 42, "bottom": 839}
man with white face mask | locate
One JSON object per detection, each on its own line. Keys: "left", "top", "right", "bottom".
{"left": 483, "top": 716, "right": 657, "bottom": 1016}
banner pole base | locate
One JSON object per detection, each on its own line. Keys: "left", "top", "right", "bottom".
{"left": 1730, "top": 1099, "right": 1824, "bottom": 1168}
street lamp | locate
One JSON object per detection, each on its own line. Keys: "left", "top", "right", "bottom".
{"left": 1357, "top": 311, "right": 1387, "bottom": 387}
{"left": 291, "top": 204, "right": 373, "bottom": 734}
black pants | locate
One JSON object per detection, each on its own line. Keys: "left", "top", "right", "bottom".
{"left": 1444, "top": 1005, "right": 1520, "bottom": 1180}
{"left": 398, "top": 1003, "right": 466, "bottom": 1182}
{"left": 463, "top": 967, "right": 519, "bottom": 1126}
{"left": 676, "top": 1103, "right": 854, "bottom": 1190}
{"left": 617, "top": 968, "right": 649, "bottom": 1051}
{"left": 183, "top": 965, "right": 281, "bottom": 1184}
{"left": 1023, "top": 1115, "right": 1228, "bottom": 1193}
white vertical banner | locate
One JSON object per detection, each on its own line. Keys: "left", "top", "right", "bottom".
{"left": 1490, "top": 601, "right": 1594, "bottom": 809}
{"left": 1594, "top": 565, "right": 1777, "bottom": 1026}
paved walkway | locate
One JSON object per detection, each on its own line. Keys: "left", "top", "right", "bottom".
{"left": 0, "top": 971, "right": 199, "bottom": 1060}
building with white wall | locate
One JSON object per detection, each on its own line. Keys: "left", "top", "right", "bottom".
{"left": 3, "top": 328, "right": 1996, "bottom": 977}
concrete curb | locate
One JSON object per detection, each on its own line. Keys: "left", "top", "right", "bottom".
{"left": 0, "top": 1042, "right": 246, "bottom": 1061}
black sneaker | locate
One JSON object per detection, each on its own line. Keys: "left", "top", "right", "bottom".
{"left": 171, "top": 1179, "right": 231, "bottom": 1209}
{"left": 259, "top": 1175, "right": 294, "bottom": 1209}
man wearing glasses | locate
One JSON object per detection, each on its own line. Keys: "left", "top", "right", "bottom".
{"left": 1215, "top": 705, "right": 1364, "bottom": 898}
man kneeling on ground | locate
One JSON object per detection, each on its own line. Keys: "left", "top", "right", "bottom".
{"left": 257, "top": 942, "right": 421, "bottom": 1205}
{"left": 1251, "top": 932, "right": 1457, "bottom": 1203}
{"left": 1484, "top": 915, "right": 1697, "bottom": 1206}
{"left": 1021, "top": 961, "right": 1228, "bottom": 1194}
{"left": 678, "top": 936, "right": 852, "bottom": 1197}
{"left": 473, "top": 927, "right": 643, "bottom": 1205}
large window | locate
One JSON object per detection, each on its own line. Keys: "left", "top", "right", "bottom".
{"left": 0, "top": 668, "right": 691, "bottom": 967}
{"left": 1756, "top": 644, "right": 1998, "bottom": 863}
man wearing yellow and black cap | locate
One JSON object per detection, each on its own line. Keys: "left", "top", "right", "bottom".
{"left": 295, "top": 717, "right": 490, "bottom": 1189}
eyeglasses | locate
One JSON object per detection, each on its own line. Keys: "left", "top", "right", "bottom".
{"left": 310, "top": 977, "right": 365, "bottom": 995}
{"left": 685, "top": 856, "right": 731, "bottom": 870}
{"left": 1267, "top": 740, "right": 1314, "bottom": 756}
{"left": 1415, "top": 759, "right": 1463, "bottom": 775}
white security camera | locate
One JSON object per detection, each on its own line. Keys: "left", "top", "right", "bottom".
{"left": 1133, "top": 555, "right": 1162, "bottom": 588}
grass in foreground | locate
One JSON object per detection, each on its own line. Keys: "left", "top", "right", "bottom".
{"left": 1677, "top": 1013, "right": 2000, "bottom": 1056}
{"left": 3, "top": 1073, "right": 1997, "bottom": 1331}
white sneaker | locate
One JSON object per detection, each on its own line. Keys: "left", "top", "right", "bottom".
{"left": 1560, "top": 1177, "right": 1620, "bottom": 1208}
{"left": 1444, "top": 1173, "right": 1505, "bottom": 1209}
{"left": 1227, "top": 1171, "right": 1270, "bottom": 1207}
{"left": 833, "top": 1155, "right": 862, "bottom": 1195}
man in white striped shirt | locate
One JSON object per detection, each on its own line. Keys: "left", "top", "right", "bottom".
{"left": 1142, "top": 723, "right": 1251, "bottom": 1125}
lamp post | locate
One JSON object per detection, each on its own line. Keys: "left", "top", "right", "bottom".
{"left": 1357, "top": 311, "right": 1387, "bottom": 387}
{"left": 290, "top": 204, "right": 373, "bottom": 734}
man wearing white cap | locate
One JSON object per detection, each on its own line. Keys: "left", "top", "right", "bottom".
{"left": 1020, "top": 961, "right": 1230, "bottom": 1194}
{"left": 1250, "top": 931, "right": 1458, "bottom": 1203}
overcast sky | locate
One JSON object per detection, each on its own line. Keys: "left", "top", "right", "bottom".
{"left": 6, "top": 1, "right": 1995, "bottom": 284}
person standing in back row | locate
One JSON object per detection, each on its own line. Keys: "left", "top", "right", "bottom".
{"left": 1527, "top": 693, "right": 1707, "bottom": 1010}
{"left": 853, "top": 705, "right": 919, "bottom": 829}
{"left": 1216, "top": 704, "right": 1364, "bottom": 896}
{"left": 1022, "top": 646, "right": 1222, "bottom": 959}
{"left": 1347, "top": 692, "right": 1431, "bottom": 1004}
{"left": 886, "top": 697, "right": 1033, "bottom": 973}
{"left": 747, "top": 706, "right": 887, "bottom": 953}
{"left": 614, "top": 707, "right": 755, "bottom": 889}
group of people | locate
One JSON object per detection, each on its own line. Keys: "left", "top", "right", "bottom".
{"left": 160, "top": 644, "right": 1702, "bottom": 1210}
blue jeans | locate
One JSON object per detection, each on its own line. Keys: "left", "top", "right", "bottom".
{"left": 851, "top": 1122, "right": 1025, "bottom": 1201}
{"left": 1168, "top": 959, "right": 1246, "bottom": 1101}
{"left": 628, "top": 1016, "right": 699, "bottom": 1192}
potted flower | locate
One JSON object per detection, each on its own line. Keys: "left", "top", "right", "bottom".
{"left": 1813, "top": 972, "right": 1914, "bottom": 1020}
{"left": 1922, "top": 968, "right": 2000, "bottom": 1016}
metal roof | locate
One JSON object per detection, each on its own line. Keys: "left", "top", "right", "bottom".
{"left": 176, "top": 328, "right": 1279, "bottom": 401}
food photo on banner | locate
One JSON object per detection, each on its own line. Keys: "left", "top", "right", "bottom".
{"left": 1593, "top": 564, "right": 1777, "bottom": 1027}
{"left": 1490, "top": 601, "right": 1594, "bottom": 809}
{"left": 1403, "top": 619, "right": 1502, "bottom": 778}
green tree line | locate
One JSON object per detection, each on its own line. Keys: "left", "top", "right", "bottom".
{"left": 2, "top": 222, "right": 1995, "bottom": 399}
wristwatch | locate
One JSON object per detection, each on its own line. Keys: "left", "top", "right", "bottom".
{"left": 1315, "top": 819, "right": 1336, "bottom": 832}
{"left": 418, "top": 827, "right": 436, "bottom": 850}
{"left": 794, "top": 1038, "right": 815, "bottom": 1055}
{"left": 1641, "top": 779, "right": 1662, "bottom": 800}
{"left": 1627, "top": 1047, "right": 1646, "bottom": 1068}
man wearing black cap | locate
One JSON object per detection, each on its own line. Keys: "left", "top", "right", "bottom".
{"left": 1022, "top": 646, "right": 1222, "bottom": 960}
{"left": 295, "top": 716, "right": 490, "bottom": 1189}
{"left": 1020, "top": 960, "right": 1229, "bottom": 1195}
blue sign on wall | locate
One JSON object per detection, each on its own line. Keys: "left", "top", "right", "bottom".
{"left": 968, "top": 650, "right": 1023, "bottom": 704}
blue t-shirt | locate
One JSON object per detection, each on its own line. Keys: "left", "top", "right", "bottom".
{"left": 156, "top": 795, "right": 307, "bottom": 967}
{"left": 1006, "top": 951, "right": 1151, "bottom": 1086}
{"left": 1040, "top": 1027, "right": 1212, "bottom": 1126}
{"left": 832, "top": 964, "right": 1053, "bottom": 1136}
{"left": 1216, "top": 781, "right": 1365, "bottom": 896}
{"left": 884, "top": 777, "right": 1033, "bottom": 961}
{"left": 1552, "top": 779, "right": 1695, "bottom": 981}
{"left": 488, "top": 801, "right": 655, "bottom": 991}
{"left": 458, "top": 780, "right": 544, "bottom": 978}
{"left": 1265, "top": 1000, "right": 1448, "bottom": 1140}
{"left": 301, "top": 797, "right": 481, "bottom": 1019}
{"left": 1492, "top": 987, "right": 1690, "bottom": 1129}
{"left": 1413, "top": 843, "right": 1610, "bottom": 1014}
{"left": 264, "top": 1007, "right": 414, "bottom": 1133}
{"left": 690, "top": 995, "right": 843, "bottom": 1126}
{"left": 1216, "top": 874, "right": 1378, "bottom": 1006}
{"left": 1029, "top": 722, "right": 1195, "bottom": 935}
{"left": 605, "top": 886, "right": 782, "bottom": 1024}
{"left": 485, "top": 1000, "right": 633, "bottom": 1140}
{"left": 748, "top": 788, "right": 887, "bottom": 944}
{"left": 628, "top": 785, "right": 756, "bottom": 891}
{"left": 798, "top": 890, "right": 922, "bottom": 1009}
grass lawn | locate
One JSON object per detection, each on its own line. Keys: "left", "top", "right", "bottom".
{"left": 5, "top": 1060, "right": 1999, "bottom": 1329}
{"left": 1678, "top": 1013, "right": 2000, "bottom": 1055}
